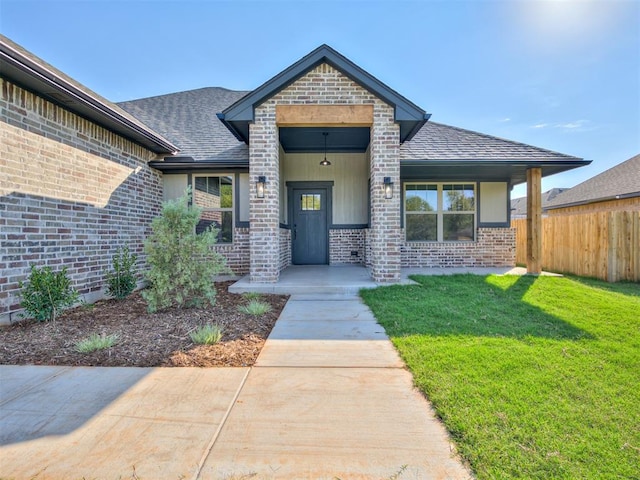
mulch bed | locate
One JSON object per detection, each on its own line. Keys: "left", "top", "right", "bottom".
{"left": 0, "top": 282, "right": 288, "bottom": 367}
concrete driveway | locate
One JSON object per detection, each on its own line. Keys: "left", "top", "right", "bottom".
{"left": 0, "top": 296, "right": 471, "bottom": 480}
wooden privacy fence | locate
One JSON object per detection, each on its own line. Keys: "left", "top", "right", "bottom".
{"left": 512, "top": 211, "right": 640, "bottom": 282}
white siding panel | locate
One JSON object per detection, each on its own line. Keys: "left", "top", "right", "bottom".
{"left": 480, "top": 182, "right": 508, "bottom": 223}
{"left": 163, "top": 174, "right": 188, "bottom": 201}
{"left": 282, "top": 152, "right": 368, "bottom": 224}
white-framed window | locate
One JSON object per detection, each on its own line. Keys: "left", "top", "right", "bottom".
{"left": 193, "top": 175, "right": 234, "bottom": 243}
{"left": 405, "top": 183, "right": 476, "bottom": 242}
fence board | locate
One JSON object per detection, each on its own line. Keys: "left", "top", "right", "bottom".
{"left": 511, "top": 211, "right": 640, "bottom": 282}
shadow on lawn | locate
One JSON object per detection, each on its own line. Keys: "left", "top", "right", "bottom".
{"left": 566, "top": 275, "right": 640, "bottom": 297}
{"left": 376, "top": 274, "right": 594, "bottom": 341}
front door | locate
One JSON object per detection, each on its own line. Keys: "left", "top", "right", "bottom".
{"left": 292, "top": 188, "right": 328, "bottom": 265}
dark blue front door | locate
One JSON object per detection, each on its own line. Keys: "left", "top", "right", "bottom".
{"left": 292, "top": 188, "right": 328, "bottom": 265}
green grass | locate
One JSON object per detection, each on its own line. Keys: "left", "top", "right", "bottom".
{"left": 189, "top": 323, "right": 223, "bottom": 345}
{"left": 238, "top": 299, "right": 272, "bottom": 316}
{"left": 361, "top": 274, "right": 640, "bottom": 479}
{"left": 75, "top": 333, "right": 118, "bottom": 353}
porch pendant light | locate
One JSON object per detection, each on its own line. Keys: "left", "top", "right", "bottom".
{"left": 319, "top": 132, "right": 331, "bottom": 166}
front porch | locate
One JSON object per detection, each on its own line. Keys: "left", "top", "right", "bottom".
{"left": 227, "top": 264, "right": 559, "bottom": 296}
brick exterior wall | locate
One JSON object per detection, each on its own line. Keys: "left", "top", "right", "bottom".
{"left": 250, "top": 63, "right": 400, "bottom": 282}
{"left": 401, "top": 227, "right": 516, "bottom": 268}
{"left": 214, "top": 227, "right": 250, "bottom": 275}
{"left": 279, "top": 227, "right": 291, "bottom": 271}
{"left": 329, "top": 229, "right": 365, "bottom": 265}
{"left": 0, "top": 79, "right": 162, "bottom": 323}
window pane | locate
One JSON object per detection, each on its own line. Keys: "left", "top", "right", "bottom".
{"left": 443, "top": 184, "right": 475, "bottom": 211}
{"left": 196, "top": 211, "right": 233, "bottom": 243}
{"left": 301, "top": 194, "right": 321, "bottom": 211}
{"left": 220, "top": 176, "right": 233, "bottom": 208}
{"left": 443, "top": 214, "right": 474, "bottom": 241}
{"left": 194, "top": 176, "right": 234, "bottom": 209}
{"left": 405, "top": 185, "right": 437, "bottom": 212}
{"left": 406, "top": 214, "right": 437, "bottom": 241}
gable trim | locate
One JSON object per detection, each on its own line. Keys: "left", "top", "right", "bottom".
{"left": 219, "top": 45, "right": 429, "bottom": 144}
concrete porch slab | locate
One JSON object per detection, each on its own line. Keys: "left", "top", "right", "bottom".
{"left": 229, "top": 265, "right": 378, "bottom": 295}
{"left": 0, "top": 366, "right": 249, "bottom": 480}
{"left": 199, "top": 367, "right": 470, "bottom": 480}
{"left": 229, "top": 265, "right": 561, "bottom": 296}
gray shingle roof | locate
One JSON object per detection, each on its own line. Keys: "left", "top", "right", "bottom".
{"left": 118, "top": 87, "right": 249, "bottom": 162}
{"left": 401, "top": 122, "right": 582, "bottom": 161}
{"left": 546, "top": 154, "right": 640, "bottom": 209}
{"left": 117, "top": 87, "right": 583, "bottom": 166}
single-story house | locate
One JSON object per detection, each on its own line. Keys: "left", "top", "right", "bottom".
{"left": 0, "top": 35, "right": 590, "bottom": 322}
{"left": 545, "top": 154, "right": 639, "bottom": 214}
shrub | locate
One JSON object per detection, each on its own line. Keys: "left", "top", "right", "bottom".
{"left": 75, "top": 333, "right": 118, "bottom": 353}
{"left": 238, "top": 299, "right": 272, "bottom": 316}
{"left": 142, "top": 187, "right": 227, "bottom": 312}
{"left": 105, "top": 246, "right": 138, "bottom": 299}
{"left": 242, "top": 292, "right": 263, "bottom": 301}
{"left": 19, "top": 265, "right": 80, "bottom": 322}
{"left": 189, "top": 323, "right": 224, "bottom": 345}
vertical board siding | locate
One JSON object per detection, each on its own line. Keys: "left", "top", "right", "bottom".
{"left": 512, "top": 211, "right": 640, "bottom": 282}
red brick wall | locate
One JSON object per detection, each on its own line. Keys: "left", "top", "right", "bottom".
{"left": 401, "top": 228, "right": 516, "bottom": 267}
{"left": 0, "top": 79, "right": 163, "bottom": 323}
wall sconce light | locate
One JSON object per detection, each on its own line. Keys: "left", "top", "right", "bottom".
{"left": 256, "top": 176, "right": 266, "bottom": 198}
{"left": 384, "top": 177, "right": 394, "bottom": 199}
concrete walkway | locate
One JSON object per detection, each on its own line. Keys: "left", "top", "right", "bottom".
{"left": 0, "top": 296, "right": 472, "bottom": 480}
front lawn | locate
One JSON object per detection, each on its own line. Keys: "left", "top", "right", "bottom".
{"left": 361, "top": 275, "right": 640, "bottom": 479}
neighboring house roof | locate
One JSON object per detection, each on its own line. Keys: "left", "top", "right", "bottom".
{"left": 118, "top": 87, "right": 249, "bottom": 166}
{"left": 218, "top": 44, "right": 430, "bottom": 144}
{"left": 546, "top": 154, "right": 640, "bottom": 209}
{"left": 0, "top": 34, "right": 178, "bottom": 154}
{"left": 511, "top": 188, "right": 569, "bottom": 217}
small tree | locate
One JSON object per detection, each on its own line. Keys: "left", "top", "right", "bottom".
{"left": 105, "top": 246, "right": 138, "bottom": 300}
{"left": 19, "top": 265, "right": 80, "bottom": 322}
{"left": 142, "top": 187, "right": 227, "bottom": 312}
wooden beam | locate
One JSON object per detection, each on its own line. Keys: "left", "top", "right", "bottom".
{"left": 276, "top": 105, "right": 374, "bottom": 126}
{"left": 526, "top": 167, "right": 543, "bottom": 274}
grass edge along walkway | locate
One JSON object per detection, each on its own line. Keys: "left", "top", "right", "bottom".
{"left": 361, "top": 274, "right": 640, "bottom": 480}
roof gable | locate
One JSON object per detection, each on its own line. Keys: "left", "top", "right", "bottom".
{"left": 218, "top": 44, "right": 429, "bottom": 144}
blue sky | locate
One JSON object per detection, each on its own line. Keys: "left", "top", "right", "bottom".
{"left": 1, "top": 0, "right": 638, "bottom": 197}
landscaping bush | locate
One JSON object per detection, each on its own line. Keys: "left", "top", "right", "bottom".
{"left": 19, "top": 265, "right": 80, "bottom": 322}
{"left": 75, "top": 333, "right": 118, "bottom": 353}
{"left": 238, "top": 299, "right": 272, "bottom": 316}
{"left": 189, "top": 323, "right": 223, "bottom": 345}
{"left": 142, "top": 187, "right": 227, "bottom": 312}
{"left": 105, "top": 246, "right": 138, "bottom": 299}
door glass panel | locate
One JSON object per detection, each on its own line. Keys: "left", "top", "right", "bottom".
{"left": 301, "top": 194, "right": 321, "bottom": 211}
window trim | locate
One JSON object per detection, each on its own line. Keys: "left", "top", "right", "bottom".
{"left": 192, "top": 173, "right": 235, "bottom": 244}
{"left": 404, "top": 182, "right": 477, "bottom": 243}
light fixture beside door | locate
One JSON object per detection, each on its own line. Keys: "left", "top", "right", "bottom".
{"left": 319, "top": 132, "right": 331, "bottom": 166}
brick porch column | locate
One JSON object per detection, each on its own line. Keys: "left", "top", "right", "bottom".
{"left": 369, "top": 107, "right": 401, "bottom": 282}
{"left": 249, "top": 105, "right": 280, "bottom": 283}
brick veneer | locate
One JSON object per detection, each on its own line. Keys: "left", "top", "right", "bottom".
{"left": 249, "top": 63, "right": 400, "bottom": 282}
{"left": 0, "top": 79, "right": 163, "bottom": 323}
{"left": 401, "top": 228, "right": 516, "bottom": 267}
{"left": 213, "top": 227, "right": 250, "bottom": 275}
{"left": 329, "top": 229, "right": 365, "bottom": 265}
{"left": 279, "top": 228, "right": 291, "bottom": 271}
